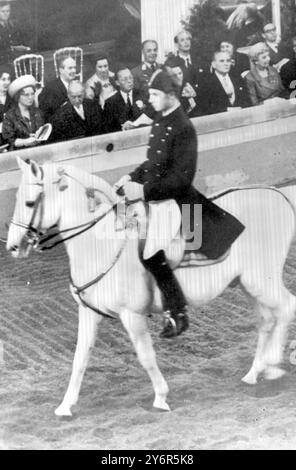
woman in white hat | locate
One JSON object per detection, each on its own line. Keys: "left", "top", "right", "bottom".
{"left": 2, "top": 74, "right": 44, "bottom": 150}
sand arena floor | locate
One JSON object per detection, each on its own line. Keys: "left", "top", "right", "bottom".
{"left": 0, "top": 233, "right": 296, "bottom": 450}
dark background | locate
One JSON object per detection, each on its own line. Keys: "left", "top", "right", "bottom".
{"left": 10, "top": 0, "right": 141, "bottom": 68}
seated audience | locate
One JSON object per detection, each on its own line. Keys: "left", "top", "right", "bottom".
{"left": 85, "top": 55, "right": 117, "bottom": 108}
{"left": 226, "top": 2, "right": 264, "bottom": 48}
{"left": 39, "top": 56, "right": 77, "bottom": 122}
{"left": 262, "top": 23, "right": 291, "bottom": 71}
{"left": 0, "top": 1, "right": 30, "bottom": 65}
{"left": 199, "top": 51, "right": 250, "bottom": 116}
{"left": 280, "top": 36, "right": 296, "bottom": 93}
{"left": 0, "top": 63, "right": 12, "bottom": 128}
{"left": 218, "top": 39, "right": 250, "bottom": 77}
{"left": 245, "top": 42, "right": 286, "bottom": 106}
{"left": 50, "top": 81, "right": 104, "bottom": 142}
{"left": 165, "top": 57, "right": 200, "bottom": 117}
{"left": 2, "top": 75, "right": 44, "bottom": 150}
{"left": 131, "top": 40, "right": 162, "bottom": 102}
{"left": 170, "top": 30, "right": 203, "bottom": 89}
{"left": 104, "top": 66, "right": 145, "bottom": 133}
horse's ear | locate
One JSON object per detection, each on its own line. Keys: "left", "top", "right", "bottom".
{"left": 16, "top": 156, "right": 30, "bottom": 173}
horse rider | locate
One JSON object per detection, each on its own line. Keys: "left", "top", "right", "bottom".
{"left": 114, "top": 68, "right": 244, "bottom": 339}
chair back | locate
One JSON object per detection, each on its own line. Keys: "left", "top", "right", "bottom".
{"left": 14, "top": 54, "right": 45, "bottom": 88}
{"left": 53, "top": 47, "right": 83, "bottom": 82}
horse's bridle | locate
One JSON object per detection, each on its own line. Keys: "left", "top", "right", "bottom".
{"left": 10, "top": 178, "right": 45, "bottom": 250}
{"left": 10, "top": 169, "right": 129, "bottom": 320}
{"left": 11, "top": 170, "right": 122, "bottom": 252}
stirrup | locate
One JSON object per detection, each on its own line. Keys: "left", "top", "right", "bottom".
{"left": 160, "top": 309, "right": 189, "bottom": 339}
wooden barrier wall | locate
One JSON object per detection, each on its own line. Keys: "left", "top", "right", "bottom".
{"left": 1, "top": 98, "right": 296, "bottom": 233}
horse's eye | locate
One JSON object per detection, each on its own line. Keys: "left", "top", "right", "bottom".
{"left": 25, "top": 201, "right": 35, "bottom": 208}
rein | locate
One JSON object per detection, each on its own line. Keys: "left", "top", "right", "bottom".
{"left": 37, "top": 170, "right": 122, "bottom": 251}
{"left": 70, "top": 236, "right": 127, "bottom": 320}
{"left": 12, "top": 167, "right": 129, "bottom": 320}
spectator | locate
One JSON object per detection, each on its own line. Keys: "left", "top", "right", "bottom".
{"left": 226, "top": 2, "right": 264, "bottom": 48}
{"left": 262, "top": 23, "right": 291, "bottom": 71}
{"left": 50, "top": 81, "right": 104, "bottom": 142}
{"left": 39, "top": 56, "right": 77, "bottom": 122}
{"left": 131, "top": 40, "right": 162, "bottom": 101}
{"left": 199, "top": 51, "right": 250, "bottom": 116}
{"left": 165, "top": 57, "right": 199, "bottom": 117}
{"left": 0, "top": 1, "right": 30, "bottom": 65}
{"left": 280, "top": 36, "right": 296, "bottom": 93}
{"left": 218, "top": 39, "right": 250, "bottom": 77}
{"left": 170, "top": 30, "right": 203, "bottom": 88}
{"left": 104, "top": 66, "right": 145, "bottom": 133}
{"left": 245, "top": 42, "right": 285, "bottom": 106}
{"left": 2, "top": 75, "right": 44, "bottom": 150}
{"left": 0, "top": 63, "right": 12, "bottom": 125}
{"left": 85, "top": 55, "right": 117, "bottom": 108}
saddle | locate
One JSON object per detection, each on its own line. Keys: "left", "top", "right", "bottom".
{"left": 120, "top": 200, "right": 230, "bottom": 269}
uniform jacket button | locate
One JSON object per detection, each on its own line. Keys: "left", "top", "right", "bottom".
{"left": 157, "top": 150, "right": 162, "bottom": 154}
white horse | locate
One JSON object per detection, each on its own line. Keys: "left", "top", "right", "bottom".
{"left": 6, "top": 157, "right": 296, "bottom": 417}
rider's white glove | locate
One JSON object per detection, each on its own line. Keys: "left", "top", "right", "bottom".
{"left": 123, "top": 181, "right": 144, "bottom": 202}
{"left": 114, "top": 174, "right": 131, "bottom": 191}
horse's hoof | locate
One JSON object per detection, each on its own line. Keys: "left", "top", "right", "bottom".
{"left": 264, "top": 366, "right": 286, "bottom": 381}
{"left": 153, "top": 399, "right": 171, "bottom": 412}
{"left": 241, "top": 371, "right": 257, "bottom": 385}
{"left": 55, "top": 404, "right": 72, "bottom": 417}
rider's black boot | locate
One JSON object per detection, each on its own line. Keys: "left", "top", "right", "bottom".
{"left": 142, "top": 250, "right": 190, "bottom": 338}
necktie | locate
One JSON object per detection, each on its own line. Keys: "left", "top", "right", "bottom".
{"left": 223, "top": 76, "right": 234, "bottom": 105}
{"left": 75, "top": 105, "right": 85, "bottom": 120}
{"left": 151, "top": 63, "right": 156, "bottom": 73}
{"left": 126, "top": 93, "right": 133, "bottom": 120}
{"left": 185, "top": 58, "right": 190, "bottom": 68}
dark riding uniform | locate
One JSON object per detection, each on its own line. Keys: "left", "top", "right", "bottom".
{"left": 123, "top": 70, "right": 245, "bottom": 338}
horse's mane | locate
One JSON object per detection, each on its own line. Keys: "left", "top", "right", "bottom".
{"left": 43, "top": 162, "right": 117, "bottom": 205}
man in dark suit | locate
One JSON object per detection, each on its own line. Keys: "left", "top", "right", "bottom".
{"left": 172, "top": 30, "right": 204, "bottom": 89}
{"left": 39, "top": 57, "right": 77, "bottom": 122}
{"left": 218, "top": 39, "right": 250, "bottom": 78}
{"left": 280, "top": 36, "right": 296, "bottom": 93}
{"left": 114, "top": 69, "right": 245, "bottom": 338}
{"left": 131, "top": 40, "right": 161, "bottom": 102}
{"left": 50, "top": 81, "right": 104, "bottom": 142}
{"left": 104, "top": 66, "right": 145, "bottom": 133}
{"left": 165, "top": 56, "right": 200, "bottom": 117}
{"left": 262, "top": 23, "right": 291, "bottom": 71}
{"left": 199, "top": 51, "right": 251, "bottom": 116}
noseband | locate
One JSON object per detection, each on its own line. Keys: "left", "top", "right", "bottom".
{"left": 10, "top": 176, "right": 45, "bottom": 250}
{"left": 10, "top": 170, "right": 121, "bottom": 252}
{"left": 10, "top": 169, "right": 127, "bottom": 320}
